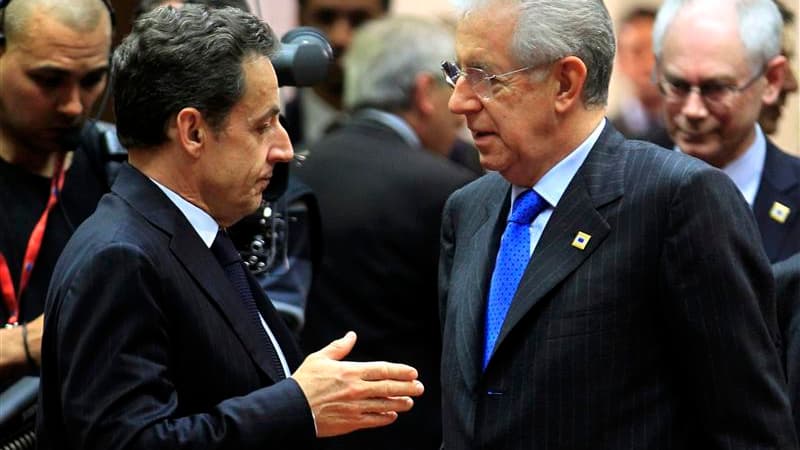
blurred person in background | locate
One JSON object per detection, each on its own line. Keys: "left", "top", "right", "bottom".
{"left": 654, "top": 0, "right": 800, "bottom": 263}
{"left": 297, "top": 15, "right": 475, "bottom": 450}
{"left": 611, "top": 7, "right": 673, "bottom": 148}
{"left": 759, "top": 0, "right": 798, "bottom": 135}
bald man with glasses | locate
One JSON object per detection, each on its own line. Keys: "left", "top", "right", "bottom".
{"left": 654, "top": 0, "right": 800, "bottom": 263}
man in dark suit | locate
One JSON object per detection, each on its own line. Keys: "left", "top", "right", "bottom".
{"left": 439, "top": 0, "right": 796, "bottom": 448}
{"left": 777, "top": 253, "right": 800, "bottom": 435}
{"left": 654, "top": 0, "right": 799, "bottom": 263}
{"left": 36, "top": 6, "right": 424, "bottom": 449}
{"left": 297, "top": 16, "right": 475, "bottom": 450}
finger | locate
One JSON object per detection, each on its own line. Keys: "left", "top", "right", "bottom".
{"left": 357, "top": 362, "right": 419, "bottom": 381}
{"left": 352, "top": 411, "right": 399, "bottom": 430}
{"left": 361, "top": 396, "right": 415, "bottom": 414}
{"left": 316, "top": 331, "right": 357, "bottom": 361}
{"left": 357, "top": 379, "right": 425, "bottom": 398}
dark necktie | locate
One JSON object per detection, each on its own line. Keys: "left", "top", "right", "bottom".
{"left": 211, "top": 229, "right": 285, "bottom": 379}
{"left": 483, "top": 189, "right": 548, "bottom": 370}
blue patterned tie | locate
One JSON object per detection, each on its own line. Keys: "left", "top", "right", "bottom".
{"left": 211, "top": 230, "right": 285, "bottom": 379}
{"left": 483, "top": 189, "right": 548, "bottom": 370}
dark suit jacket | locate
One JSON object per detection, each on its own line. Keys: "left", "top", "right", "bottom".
{"left": 754, "top": 141, "right": 800, "bottom": 263}
{"left": 439, "top": 123, "right": 797, "bottom": 450}
{"left": 36, "top": 164, "right": 316, "bottom": 450}
{"left": 297, "top": 114, "right": 475, "bottom": 450}
{"left": 777, "top": 253, "right": 800, "bottom": 437}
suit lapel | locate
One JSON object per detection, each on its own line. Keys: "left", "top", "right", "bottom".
{"left": 112, "top": 164, "right": 288, "bottom": 382}
{"left": 455, "top": 177, "right": 510, "bottom": 389}
{"left": 488, "top": 124, "right": 625, "bottom": 366}
{"left": 753, "top": 141, "right": 799, "bottom": 261}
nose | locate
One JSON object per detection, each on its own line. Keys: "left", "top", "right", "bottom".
{"left": 680, "top": 89, "right": 709, "bottom": 120}
{"left": 57, "top": 83, "right": 84, "bottom": 117}
{"left": 448, "top": 77, "right": 483, "bottom": 115}
{"left": 268, "top": 122, "right": 294, "bottom": 164}
{"left": 326, "top": 17, "right": 354, "bottom": 50}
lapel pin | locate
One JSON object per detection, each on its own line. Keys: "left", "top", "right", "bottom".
{"left": 571, "top": 231, "right": 591, "bottom": 250}
{"left": 769, "top": 201, "right": 790, "bottom": 224}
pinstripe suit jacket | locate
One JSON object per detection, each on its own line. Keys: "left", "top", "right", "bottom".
{"left": 439, "top": 124, "right": 797, "bottom": 450}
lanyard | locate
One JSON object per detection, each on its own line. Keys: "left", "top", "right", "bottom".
{"left": 0, "top": 155, "right": 66, "bottom": 325}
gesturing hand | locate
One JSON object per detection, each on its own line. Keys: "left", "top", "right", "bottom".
{"left": 291, "top": 331, "right": 424, "bottom": 438}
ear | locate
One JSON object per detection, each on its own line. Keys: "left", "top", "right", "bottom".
{"left": 761, "top": 55, "right": 787, "bottom": 106}
{"left": 552, "top": 56, "right": 588, "bottom": 114}
{"left": 413, "top": 73, "right": 437, "bottom": 116}
{"left": 175, "top": 107, "right": 206, "bottom": 159}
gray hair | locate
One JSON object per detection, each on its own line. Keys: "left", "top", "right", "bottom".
{"left": 653, "top": 0, "right": 783, "bottom": 73}
{"left": 454, "top": 0, "right": 616, "bottom": 107}
{"left": 112, "top": 4, "right": 279, "bottom": 149}
{"left": 343, "top": 16, "right": 455, "bottom": 112}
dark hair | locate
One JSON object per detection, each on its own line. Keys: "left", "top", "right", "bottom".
{"left": 134, "top": 0, "right": 251, "bottom": 19}
{"left": 112, "top": 4, "right": 279, "bottom": 149}
{"left": 297, "top": 0, "right": 390, "bottom": 12}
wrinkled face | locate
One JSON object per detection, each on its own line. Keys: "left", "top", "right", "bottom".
{"left": 659, "top": 10, "right": 769, "bottom": 168}
{"left": 0, "top": 8, "right": 111, "bottom": 155}
{"left": 448, "top": 5, "right": 556, "bottom": 186}
{"left": 299, "top": 0, "right": 386, "bottom": 98}
{"left": 200, "top": 57, "right": 293, "bottom": 227}
{"left": 758, "top": 27, "right": 798, "bottom": 134}
{"left": 617, "top": 16, "right": 660, "bottom": 104}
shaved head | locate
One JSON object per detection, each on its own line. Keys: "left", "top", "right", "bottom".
{"left": 3, "top": 0, "right": 111, "bottom": 44}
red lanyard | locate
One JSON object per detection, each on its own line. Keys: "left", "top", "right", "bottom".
{"left": 0, "top": 155, "right": 66, "bottom": 325}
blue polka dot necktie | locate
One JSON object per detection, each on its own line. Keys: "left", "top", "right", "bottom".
{"left": 483, "top": 189, "right": 548, "bottom": 370}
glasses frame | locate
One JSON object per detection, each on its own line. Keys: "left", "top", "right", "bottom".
{"left": 656, "top": 66, "right": 765, "bottom": 108}
{"left": 441, "top": 60, "right": 536, "bottom": 100}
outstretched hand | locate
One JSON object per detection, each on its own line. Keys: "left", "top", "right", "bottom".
{"left": 291, "top": 331, "right": 424, "bottom": 438}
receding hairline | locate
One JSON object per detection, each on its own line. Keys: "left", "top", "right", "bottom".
{"left": 4, "top": 0, "right": 111, "bottom": 43}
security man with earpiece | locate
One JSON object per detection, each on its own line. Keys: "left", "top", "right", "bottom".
{"left": 0, "top": 0, "right": 120, "bottom": 393}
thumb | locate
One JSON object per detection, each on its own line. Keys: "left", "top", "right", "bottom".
{"left": 317, "top": 331, "right": 356, "bottom": 361}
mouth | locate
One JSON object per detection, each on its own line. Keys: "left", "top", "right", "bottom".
{"left": 471, "top": 130, "right": 497, "bottom": 146}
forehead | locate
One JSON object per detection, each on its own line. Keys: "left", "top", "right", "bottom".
{"left": 660, "top": 8, "right": 750, "bottom": 80}
{"left": 302, "top": 0, "right": 384, "bottom": 13}
{"left": 230, "top": 56, "right": 280, "bottom": 120}
{"left": 455, "top": 5, "right": 517, "bottom": 68}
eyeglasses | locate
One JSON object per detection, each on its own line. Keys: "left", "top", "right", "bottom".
{"left": 657, "top": 67, "right": 765, "bottom": 107}
{"left": 441, "top": 60, "right": 536, "bottom": 100}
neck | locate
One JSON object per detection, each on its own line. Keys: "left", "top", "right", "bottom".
{"left": 0, "top": 134, "right": 72, "bottom": 177}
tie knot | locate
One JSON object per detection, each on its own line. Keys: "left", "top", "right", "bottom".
{"left": 509, "top": 189, "right": 547, "bottom": 224}
{"left": 210, "top": 229, "right": 242, "bottom": 266}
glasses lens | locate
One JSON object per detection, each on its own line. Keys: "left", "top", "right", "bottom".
{"left": 464, "top": 68, "right": 492, "bottom": 99}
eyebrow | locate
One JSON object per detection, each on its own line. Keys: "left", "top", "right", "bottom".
{"left": 251, "top": 105, "right": 281, "bottom": 125}
{"left": 27, "top": 65, "right": 109, "bottom": 78}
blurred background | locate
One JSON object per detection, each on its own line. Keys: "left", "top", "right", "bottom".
{"left": 108, "top": 0, "right": 798, "bottom": 154}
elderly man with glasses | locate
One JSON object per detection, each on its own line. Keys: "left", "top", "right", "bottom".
{"left": 437, "top": 0, "right": 796, "bottom": 448}
{"left": 654, "top": 0, "right": 800, "bottom": 263}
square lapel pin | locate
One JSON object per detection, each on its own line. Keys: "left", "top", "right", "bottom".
{"left": 769, "top": 201, "right": 790, "bottom": 224}
{"left": 571, "top": 231, "right": 591, "bottom": 250}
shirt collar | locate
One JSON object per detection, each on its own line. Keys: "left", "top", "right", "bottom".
{"left": 719, "top": 124, "right": 766, "bottom": 207}
{"left": 512, "top": 118, "right": 605, "bottom": 207}
{"left": 354, "top": 108, "right": 421, "bottom": 148}
{"left": 150, "top": 178, "right": 219, "bottom": 247}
